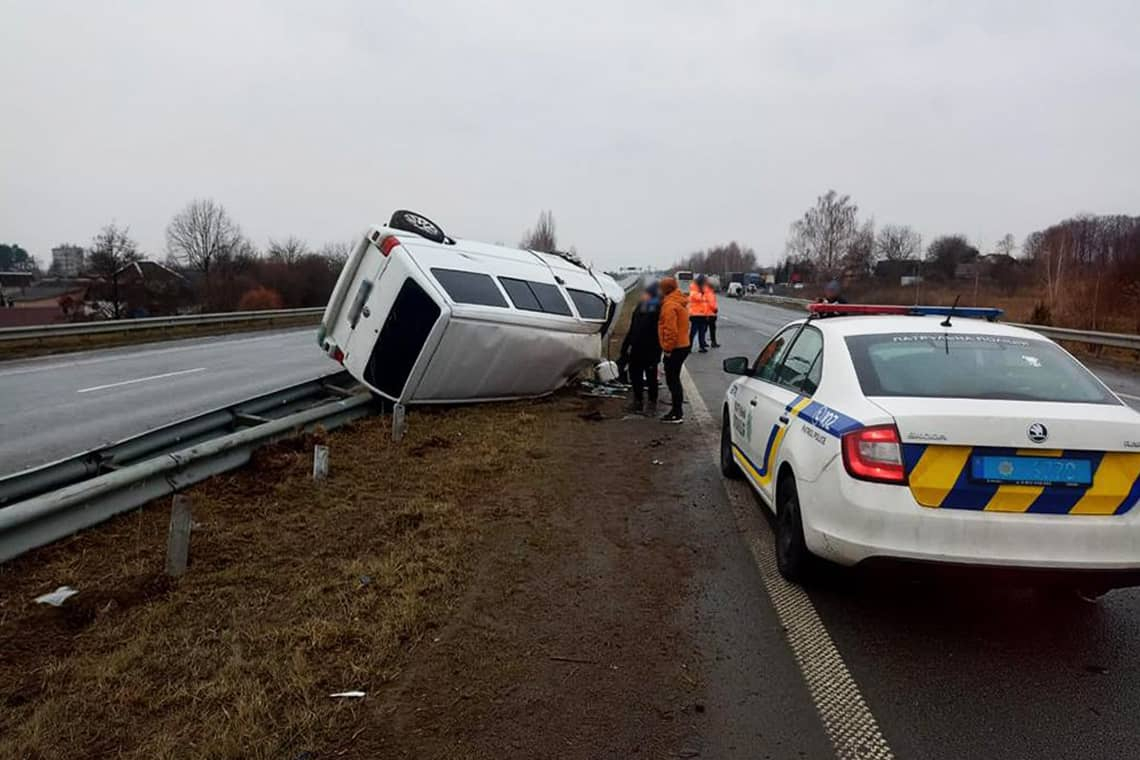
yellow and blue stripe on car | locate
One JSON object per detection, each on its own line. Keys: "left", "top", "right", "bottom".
{"left": 903, "top": 444, "right": 1140, "bottom": 515}
{"left": 732, "top": 394, "right": 862, "bottom": 488}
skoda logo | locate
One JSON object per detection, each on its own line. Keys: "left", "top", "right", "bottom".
{"left": 1027, "top": 423, "right": 1049, "bottom": 444}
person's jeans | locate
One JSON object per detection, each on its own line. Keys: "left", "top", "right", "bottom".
{"left": 628, "top": 359, "right": 658, "bottom": 405}
{"left": 689, "top": 316, "right": 708, "bottom": 349}
{"left": 708, "top": 315, "right": 718, "bottom": 346}
{"left": 662, "top": 347, "right": 691, "bottom": 416}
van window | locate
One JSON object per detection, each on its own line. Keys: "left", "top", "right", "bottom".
{"left": 499, "top": 277, "right": 573, "bottom": 316}
{"left": 363, "top": 278, "right": 442, "bottom": 398}
{"left": 431, "top": 268, "right": 507, "bottom": 307}
{"left": 567, "top": 289, "right": 608, "bottom": 320}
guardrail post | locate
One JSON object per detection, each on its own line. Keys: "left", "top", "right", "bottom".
{"left": 165, "top": 494, "right": 192, "bottom": 577}
{"left": 313, "top": 445, "right": 329, "bottom": 480}
{"left": 392, "top": 403, "right": 407, "bottom": 442}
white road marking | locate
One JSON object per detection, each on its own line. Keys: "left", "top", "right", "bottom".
{"left": 76, "top": 367, "right": 207, "bottom": 394}
{"left": 681, "top": 366, "right": 895, "bottom": 760}
{"left": 0, "top": 328, "right": 316, "bottom": 379}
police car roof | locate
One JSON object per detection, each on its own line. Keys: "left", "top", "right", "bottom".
{"left": 801, "top": 314, "right": 1048, "bottom": 341}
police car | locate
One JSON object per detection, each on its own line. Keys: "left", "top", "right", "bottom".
{"left": 719, "top": 304, "right": 1140, "bottom": 586}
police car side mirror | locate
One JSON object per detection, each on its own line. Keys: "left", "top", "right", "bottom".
{"left": 723, "top": 356, "right": 751, "bottom": 376}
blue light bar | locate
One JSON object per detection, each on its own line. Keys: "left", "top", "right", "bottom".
{"left": 808, "top": 303, "right": 1004, "bottom": 321}
{"left": 909, "top": 306, "right": 1003, "bottom": 321}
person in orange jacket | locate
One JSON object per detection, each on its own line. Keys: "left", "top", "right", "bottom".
{"left": 657, "top": 277, "right": 691, "bottom": 424}
{"left": 688, "top": 275, "right": 718, "bottom": 352}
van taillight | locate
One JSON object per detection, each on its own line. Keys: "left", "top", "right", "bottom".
{"left": 379, "top": 236, "right": 400, "bottom": 256}
{"left": 842, "top": 425, "right": 905, "bottom": 484}
{"left": 330, "top": 347, "right": 345, "bottom": 364}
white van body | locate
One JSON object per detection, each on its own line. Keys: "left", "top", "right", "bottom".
{"left": 318, "top": 225, "right": 626, "bottom": 405}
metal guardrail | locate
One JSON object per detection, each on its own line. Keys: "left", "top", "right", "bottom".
{"left": 0, "top": 307, "right": 324, "bottom": 343}
{"left": 740, "top": 293, "right": 1140, "bottom": 351}
{"left": 0, "top": 371, "right": 373, "bottom": 562}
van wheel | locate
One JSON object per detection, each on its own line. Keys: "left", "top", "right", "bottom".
{"left": 776, "top": 475, "right": 815, "bottom": 584}
{"left": 389, "top": 210, "right": 448, "bottom": 244}
{"left": 720, "top": 409, "right": 742, "bottom": 479}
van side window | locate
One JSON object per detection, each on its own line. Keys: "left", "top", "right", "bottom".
{"left": 567, "top": 289, "right": 607, "bottom": 320}
{"left": 431, "top": 269, "right": 508, "bottom": 307}
{"left": 499, "top": 277, "right": 573, "bottom": 316}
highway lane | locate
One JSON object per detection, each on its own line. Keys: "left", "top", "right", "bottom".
{"left": 685, "top": 298, "right": 1140, "bottom": 760}
{"left": 0, "top": 328, "right": 338, "bottom": 476}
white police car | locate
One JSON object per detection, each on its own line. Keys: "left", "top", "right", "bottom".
{"left": 720, "top": 304, "right": 1140, "bottom": 586}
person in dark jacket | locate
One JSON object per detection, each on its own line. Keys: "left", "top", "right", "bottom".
{"left": 620, "top": 281, "right": 663, "bottom": 414}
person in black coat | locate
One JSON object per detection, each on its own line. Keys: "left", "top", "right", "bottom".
{"left": 620, "top": 281, "right": 663, "bottom": 414}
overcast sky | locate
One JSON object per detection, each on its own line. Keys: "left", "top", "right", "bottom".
{"left": 2, "top": 0, "right": 1138, "bottom": 270}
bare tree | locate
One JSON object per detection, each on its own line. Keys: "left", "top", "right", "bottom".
{"left": 319, "top": 240, "right": 352, "bottom": 270}
{"left": 165, "top": 199, "right": 243, "bottom": 301}
{"left": 875, "top": 224, "right": 922, "bottom": 261}
{"left": 521, "top": 210, "right": 558, "bottom": 253}
{"left": 266, "top": 236, "right": 310, "bottom": 264}
{"left": 843, "top": 219, "right": 876, "bottom": 279}
{"left": 88, "top": 223, "right": 145, "bottom": 318}
{"left": 994, "top": 233, "right": 1016, "bottom": 257}
{"left": 786, "top": 190, "right": 858, "bottom": 278}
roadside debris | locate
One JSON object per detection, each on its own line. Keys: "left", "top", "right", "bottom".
{"left": 329, "top": 691, "right": 366, "bottom": 699}
{"left": 34, "top": 586, "right": 78, "bottom": 606}
{"left": 312, "top": 444, "right": 329, "bottom": 480}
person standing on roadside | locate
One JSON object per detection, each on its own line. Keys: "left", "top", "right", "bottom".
{"left": 657, "top": 277, "right": 691, "bottom": 424}
{"left": 688, "top": 274, "right": 712, "bottom": 352}
{"left": 619, "top": 281, "right": 662, "bottom": 415}
{"left": 705, "top": 280, "right": 720, "bottom": 348}
{"left": 817, "top": 279, "right": 847, "bottom": 305}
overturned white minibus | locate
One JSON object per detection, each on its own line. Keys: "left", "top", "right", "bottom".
{"left": 317, "top": 210, "right": 626, "bottom": 405}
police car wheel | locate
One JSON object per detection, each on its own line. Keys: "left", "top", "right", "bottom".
{"left": 775, "top": 476, "right": 815, "bottom": 583}
{"left": 389, "top": 209, "right": 447, "bottom": 244}
{"left": 720, "top": 409, "right": 742, "bottom": 479}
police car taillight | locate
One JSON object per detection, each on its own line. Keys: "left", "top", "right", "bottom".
{"left": 842, "top": 425, "right": 905, "bottom": 484}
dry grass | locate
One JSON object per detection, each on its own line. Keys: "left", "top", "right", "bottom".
{"left": 0, "top": 291, "right": 640, "bottom": 760}
{"left": 0, "top": 407, "right": 549, "bottom": 759}
{"left": 1, "top": 314, "right": 320, "bottom": 360}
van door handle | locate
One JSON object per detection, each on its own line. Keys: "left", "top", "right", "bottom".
{"left": 778, "top": 414, "right": 790, "bottom": 424}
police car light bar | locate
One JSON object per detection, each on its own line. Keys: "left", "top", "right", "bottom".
{"left": 808, "top": 303, "right": 1003, "bottom": 321}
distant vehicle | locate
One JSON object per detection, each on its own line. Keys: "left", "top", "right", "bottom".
{"left": 318, "top": 210, "right": 625, "bottom": 406}
{"left": 745, "top": 273, "right": 762, "bottom": 288}
{"left": 726, "top": 282, "right": 744, "bottom": 298}
{"left": 674, "top": 270, "right": 694, "bottom": 288}
{"left": 706, "top": 274, "right": 721, "bottom": 291}
{"left": 720, "top": 303, "right": 1140, "bottom": 593}
{"left": 729, "top": 272, "right": 746, "bottom": 285}
{"left": 746, "top": 283, "right": 758, "bottom": 294}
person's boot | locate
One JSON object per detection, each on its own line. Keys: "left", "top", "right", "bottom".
{"left": 628, "top": 396, "right": 644, "bottom": 414}
{"left": 661, "top": 410, "right": 684, "bottom": 424}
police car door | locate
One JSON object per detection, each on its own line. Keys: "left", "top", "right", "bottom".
{"left": 732, "top": 326, "right": 796, "bottom": 493}
{"left": 745, "top": 325, "right": 824, "bottom": 506}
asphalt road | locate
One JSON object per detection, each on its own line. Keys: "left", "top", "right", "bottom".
{"left": 684, "top": 297, "right": 1140, "bottom": 760}
{"left": 0, "top": 328, "right": 338, "bottom": 476}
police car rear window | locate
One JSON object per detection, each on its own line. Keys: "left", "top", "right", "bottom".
{"left": 845, "top": 332, "right": 1118, "bottom": 404}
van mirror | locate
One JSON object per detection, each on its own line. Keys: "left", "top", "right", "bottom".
{"left": 723, "top": 356, "right": 751, "bottom": 376}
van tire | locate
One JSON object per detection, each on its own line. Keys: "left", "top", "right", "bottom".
{"left": 389, "top": 210, "right": 448, "bottom": 244}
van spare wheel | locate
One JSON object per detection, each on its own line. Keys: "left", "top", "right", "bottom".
{"left": 389, "top": 210, "right": 448, "bottom": 244}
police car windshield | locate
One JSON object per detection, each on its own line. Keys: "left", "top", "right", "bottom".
{"left": 845, "top": 332, "right": 1119, "bottom": 404}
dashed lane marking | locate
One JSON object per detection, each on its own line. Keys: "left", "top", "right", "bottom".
{"left": 76, "top": 367, "right": 207, "bottom": 393}
{"left": 680, "top": 366, "right": 895, "bottom": 760}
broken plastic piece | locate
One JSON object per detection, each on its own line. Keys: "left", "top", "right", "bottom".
{"left": 329, "top": 691, "right": 366, "bottom": 698}
{"left": 35, "top": 586, "right": 78, "bottom": 606}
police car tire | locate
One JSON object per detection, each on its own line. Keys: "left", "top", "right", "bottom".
{"left": 389, "top": 209, "right": 448, "bottom": 244}
{"left": 720, "top": 409, "right": 743, "bottom": 479}
{"left": 775, "top": 476, "right": 815, "bottom": 583}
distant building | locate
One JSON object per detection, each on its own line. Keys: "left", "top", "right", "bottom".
{"left": 51, "top": 244, "right": 85, "bottom": 277}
